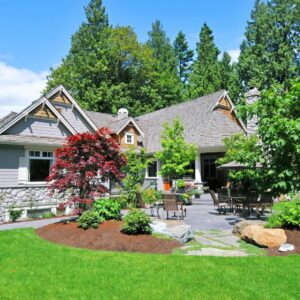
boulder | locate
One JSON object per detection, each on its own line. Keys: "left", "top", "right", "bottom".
{"left": 150, "top": 220, "right": 193, "bottom": 243}
{"left": 241, "top": 224, "right": 287, "bottom": 248}
{"left": 233, "top": 220, "right": 266, "bottom": 237}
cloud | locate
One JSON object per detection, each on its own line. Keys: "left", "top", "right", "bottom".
{"left": 227, "top": 48, "right": 241, "bottom": 63}
{"left": 0, "top": 61, "right": 48, "bottom": 119}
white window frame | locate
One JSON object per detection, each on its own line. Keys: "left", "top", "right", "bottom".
{"left": 125, "top": 132, "right": 134, "bottom": 145}
{"left": 27, "top": 150, "right": 54, "bottom": 184}
{"left": 146, "top": 160, "right": 158, "bottom": 179}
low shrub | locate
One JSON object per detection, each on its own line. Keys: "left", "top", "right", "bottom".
{"left": 77, "top": 211, "right": 104, "bottom": 230}
{"left": 9, "top": 210, "right": 23, "bottom": 222}
{"left": 141, "top": 188, "right": 162, "bottom": 204}
{"left": 266, "top": 195, "right": 300, "bottom": 228}
{"left": 93, "top": 199, "right": 121, "bottom": 220}
{"left": 42, "top": 212, "right": 55, "bottom": 219}
{"left": 122, "top": 209, "right": 152, "bottom": 235}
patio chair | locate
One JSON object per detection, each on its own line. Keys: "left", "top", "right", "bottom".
{"left": 245, "top": 191, "right": 260, "bottom": 216}
{"left": 163, "top": 193, "right": 186, "bottom": 219}
{"left": 208, "top": 190, "right": 230, "bottom": 214}
{"left": 229, "top": 189, "right": 246, "bottom": 214}
{"left": 257, "top": 192, "right": 273, "bottom": 215}
{"left": 136, "top": 191, "right": 156, "bottom": 217}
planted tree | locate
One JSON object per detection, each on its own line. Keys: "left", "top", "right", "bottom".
{"left": 122, "top": 148, "right": 149, "bottom": 204}
{"left": 155, "top": 117, "right": 197, "bottom": 188}
{"left": 48, "top": 128, "right": 127, "bottom": 213}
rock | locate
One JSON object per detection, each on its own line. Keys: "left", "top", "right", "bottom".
{"left": 150, "top": 220, "right": 193, "bottom": 243}
{"left": 168, "top": 225, "right": 194, "bottom": 243}
{"left": 279, "top": 243, "right": 295, "bottom": 252}
{"left": 241, "top": 224, "right": 287, "bottom": 248}
{"left": 187, "top": 248, "right": 248, "bottom": 257}
{"left": 233, "top": 220, "right": 266, "bottom": 237}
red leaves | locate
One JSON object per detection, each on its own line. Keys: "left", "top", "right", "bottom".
{"left": 48, "top": 128, "right": 127, "bottom": 210}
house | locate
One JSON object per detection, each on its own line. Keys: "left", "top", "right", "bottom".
{"left": 0, "top": 85, "right": 246, "bottom": 222}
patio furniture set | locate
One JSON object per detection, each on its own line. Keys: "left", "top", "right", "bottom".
{"left": 136, "top": 192, "right": 187, "bottom": 220}
{"left": 209, "top": 188, "right": 273, "bottom": 217}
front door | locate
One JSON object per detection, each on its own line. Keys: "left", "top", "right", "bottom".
{"left": 201, "top": 153, "right": 225, "bottom": 189}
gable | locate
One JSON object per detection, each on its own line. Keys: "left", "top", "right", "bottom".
{"left": 214, "top": 96, "right": 240, "bottom": 125}
{"left": 53, "top": 103, "right": 95, "bottom": 133}
{"left": 118, "top": 123, "right": 141, "bottom": 149}
{"left": 30, "top": 104, "right": 57, "bottom": 120}
{"left": 48, "top": 91, "right": 72, "bottom": 105}
{"left": 6, "top": 117, "right": 71, "bottom": 138}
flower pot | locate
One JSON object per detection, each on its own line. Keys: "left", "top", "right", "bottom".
{"left": 163, "top": 181, "right": 171, "bottom": 191}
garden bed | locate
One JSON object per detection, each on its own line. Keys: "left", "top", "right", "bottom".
{"left": 268, "top": 229, "right": 300, "bottom": 256}
{"left": 36, "top": 220, "right": 181, "bottom": 254}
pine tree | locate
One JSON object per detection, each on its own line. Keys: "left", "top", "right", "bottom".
{"left": 146, "top": 20, "right": 182, "bottom": 107}
{"left": 238, "top": 0, "right": 300, "bottom": 91}
{"left": 220, "top": 52, "right": 242, "bottom": 102}
{"left": 173, "top": 31, "right": 194, "bottom": 83}
{"left": 188, "top": 23, "right": 222, "bottom": 98}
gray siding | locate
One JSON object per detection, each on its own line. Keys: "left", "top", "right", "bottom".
{"left": 55, "top": 104, "right": 94, "bottom": 133}
{"left": 6, "top": 117, "right": 71, "bottom": 137}
{"left": 0, "top": 145, "right": 25, "bottom": 186}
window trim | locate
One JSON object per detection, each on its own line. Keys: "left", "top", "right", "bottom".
{"left": 146, "top": 160, "right": 158, "bottom": 179}
{"left": 125, "top": 132, "right": 134, "bottom": 145}
{"left": 26, "top": 150, "right": 54, "bottom": 184}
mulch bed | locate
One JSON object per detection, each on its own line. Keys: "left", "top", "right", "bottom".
{"left": 35, "top": 220, "right": 181, "bottom": 254}
{"left": 268, "top": 229, "right": 300, "bottom": 256}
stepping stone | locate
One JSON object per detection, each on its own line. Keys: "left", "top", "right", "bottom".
{"left": 194, "top": 236, "right": 229, "bottom": 248}
{"left": 187, "top": 248, "right": 249, "bottom": 257}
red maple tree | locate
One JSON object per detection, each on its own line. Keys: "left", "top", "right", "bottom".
{"left": 48, "top": 128, "right": 127, "bottom": 212}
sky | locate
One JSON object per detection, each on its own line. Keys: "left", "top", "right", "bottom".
{"left": 0, "top": 0, "right": 255, "bottom": 118}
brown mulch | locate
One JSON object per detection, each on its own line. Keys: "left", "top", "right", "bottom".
{"left": 35, "top": 220, "right": 181, "bottom": 254}
{"left": 268, "top": 229, "right": 300, "bottom": 256}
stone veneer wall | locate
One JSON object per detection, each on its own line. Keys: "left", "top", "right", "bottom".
{"left": 0, "top": 185, "right": 68, "bottom": 223}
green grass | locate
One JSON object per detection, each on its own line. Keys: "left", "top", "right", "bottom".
{"left": 0, "top": 229, "right": 300, "bottom": 299}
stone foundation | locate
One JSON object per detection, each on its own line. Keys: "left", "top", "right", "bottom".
{"left": 0, "top": 185, "right": 68, "bottom": 223}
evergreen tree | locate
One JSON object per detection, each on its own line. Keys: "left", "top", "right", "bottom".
{"left": 146, "top": 20, "right": 182, "bottom": 107}
{"left": 220, "top": 52, "right": 242, "bottom": 101}
{"left": 238, "top": 0, "right": 300, "bottom": 91}
{"left": 173, "top": 31, "right": 194, "bottom": 83}
{"left": 188, "top": 23, "right": 222, "bottom": 98}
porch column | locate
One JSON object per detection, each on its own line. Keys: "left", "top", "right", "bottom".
{"left": 195, "top": 151, "right": 202, "bottom": 183}
{"left": 156, "top": 161, "right": 164, "bottom": 191}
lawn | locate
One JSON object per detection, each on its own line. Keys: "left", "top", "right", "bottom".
{"left": 0, "top": 229, "right": 300, "bottom": 300}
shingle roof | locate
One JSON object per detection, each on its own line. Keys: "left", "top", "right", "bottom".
{"left": 0, "top": 112, "right": 18, "bottom": 130}
{"left": 135, "top": 90, "right": 244, "bottom": 153}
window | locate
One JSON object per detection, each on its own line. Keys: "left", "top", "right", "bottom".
{"left": 28, "top": 151, "right": 54, "bottom": 182}
{"left": 147, "top": 161, "right": 158, "bottom": 178}
{"left": 203, "top": 156, "right": 217, "bottom": 179}
{"left": 125, "top": 132, "right": 134, "bottom": 144}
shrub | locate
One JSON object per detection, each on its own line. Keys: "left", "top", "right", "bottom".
{"left": 122, "top": 209, "right": 152, "bottom": 235}
{"left": 266, "top": 196, "right": 300, "bottom": 228}
{"left": 42, "top": 212, "right": 55, "bottom": 219}
{"left": 93, "top": 199, "right": 121, "bottom": 220}
{"left": 77, "top": 211, "right": 104, "bottom": 230}
{"left": 141, "top": 188, "right": 162, "bottom": 204}
{"left": 9, "top": 210, "right": 22, "bottom": 222}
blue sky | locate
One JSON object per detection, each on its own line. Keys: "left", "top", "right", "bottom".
{"left": 0, "top": 0, "right": 254, "bottom": 117}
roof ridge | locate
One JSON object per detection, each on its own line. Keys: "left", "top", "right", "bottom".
{"left": 136, "top": 90, "right": 225, "bottom": 119}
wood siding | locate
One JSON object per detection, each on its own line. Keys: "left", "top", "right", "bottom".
{"left": 0, "top": 145, "right": 25, "bottom": 186}
{"left": 119, "top": 124, "right": 139, "bottom": 149}
{"left": 215, "top": 96, "right": 239, "bottom": 125}
{"left": 6, "top": 118, "right": 71, "bottom": 137}
{"left": 29, "top": 105, "right": 57, "bottom": 120}
{"left": 49, "top": 91, "right": 72, "bottom": 105}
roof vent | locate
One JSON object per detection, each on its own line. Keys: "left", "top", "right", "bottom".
{"left": 117, "top": 108, "right": 129, "bottom": 119}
